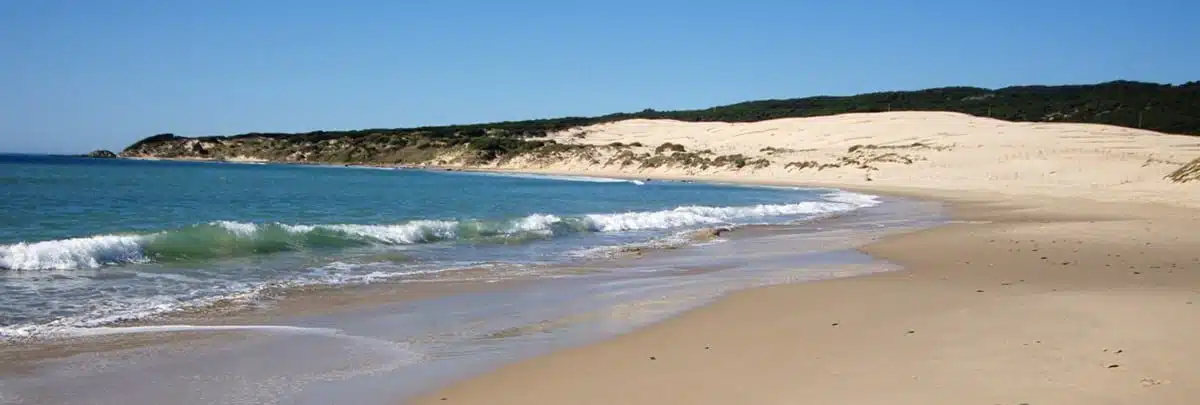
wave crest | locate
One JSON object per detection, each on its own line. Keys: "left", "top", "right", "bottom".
{"left": 0, "top": 235, "right": 147, "bottom": 270}
{"left": 1, "top": 191, "right": 879, "bottom": 271}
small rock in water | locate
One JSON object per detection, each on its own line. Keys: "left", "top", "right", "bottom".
{"left": 82, "top": 149, "right": 118, "bottom": 158}
{"left": 689, "top": 227, "right": 731, "bottom": 241}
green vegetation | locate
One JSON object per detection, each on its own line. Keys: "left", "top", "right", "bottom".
{"left": 654, "top": 143, "right": 687, "bottom": 154}
{"left": 624, "top": 150, "right": 772, "bottom": 170}
{"left": 81, "top": 149, "right": 117, "bottom": 158}
{"left": 122, "top": 80, "right": 1200, "bottom": 165}
{"left": 1167, "top": 158, "right": 1200, "bottom": 183}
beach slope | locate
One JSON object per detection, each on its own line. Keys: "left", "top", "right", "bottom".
{"left": 413, "top": 113, "right": 1200, "bottom": 404}
{"left": 414, "top": 196, "right": 1200, "bottom": 405}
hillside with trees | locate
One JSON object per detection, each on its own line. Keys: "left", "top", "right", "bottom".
{"left": 122, "top": 80, "right": 1200, "bottom": 165}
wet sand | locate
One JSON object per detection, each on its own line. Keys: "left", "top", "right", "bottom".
{"left": 0, "top": 196, "right": 942, "bottom": 405}
{"left": 411, "top": 193, "right": 1200, "bottom": 405}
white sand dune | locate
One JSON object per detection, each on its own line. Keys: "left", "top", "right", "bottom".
{"left": 417, "top": 112, "right": 1200, "bottom": 405}
{"left": 491, "top": 111, "right": 1199, "bottom": 207}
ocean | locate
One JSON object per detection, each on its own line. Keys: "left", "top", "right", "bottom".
{"left": 0, "top": 154, "right": 881, "bottom": 337}
{"left": 0, "top": 154, "right": 947, "bottom": 404}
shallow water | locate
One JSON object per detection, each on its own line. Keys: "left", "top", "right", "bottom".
{"left": 1, "top": 155, "right": 879, "bottom": 336}
{"left": 0, "top": 195, "right": 945, "bottom": 405}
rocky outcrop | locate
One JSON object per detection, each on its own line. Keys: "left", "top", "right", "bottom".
{"left": 83, "top": 149, "right": 118, "bottom": 158}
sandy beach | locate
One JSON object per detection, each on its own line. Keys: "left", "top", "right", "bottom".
{"left": 5, "top": 112, "right": 1198, "bottom": 404}
{"left": 411, "top": 112, "right": 1200, "bottom": 404}
{"left": 8, "top": 2, "right": 1196, "bottom": 402}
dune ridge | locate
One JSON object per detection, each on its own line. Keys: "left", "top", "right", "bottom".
{"left": 409, "top": 111, "right": 1200, "bottom": 405}
{"left": 483, "top": 111, "right": 1199, "bottom": 207}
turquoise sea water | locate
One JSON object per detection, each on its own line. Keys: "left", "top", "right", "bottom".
{"left": 0, "top": 154, "right": 880, "bottom": 337}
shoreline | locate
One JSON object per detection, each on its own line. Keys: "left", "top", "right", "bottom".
{"left": 17, "top": 110, "right": 1200, "bottom": 403}
{"left": 409, "top": 189, "right": 1200, "bottom": 405}
{"left": 109, "top": 154, "right": 988, "bottom": 206}
{"left": 0, "top": 189, "right": 940, "bottom": 405}
{"left": 113, "top": 155, "right": 1199, "bottom": 211}
{"left": 0, "top": 165, "right": 886, "bottom": 339}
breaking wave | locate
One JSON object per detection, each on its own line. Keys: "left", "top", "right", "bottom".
{"left": 0, "top": 191, "right": 880, "bottom": 271}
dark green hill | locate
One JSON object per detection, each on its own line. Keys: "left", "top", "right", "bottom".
{"left": 122, "top": 80, "right": 1199, "bottom": 164}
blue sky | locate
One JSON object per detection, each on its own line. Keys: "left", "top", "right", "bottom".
{"left": 2, "top": 0, "right": 1197, "bottom": 153}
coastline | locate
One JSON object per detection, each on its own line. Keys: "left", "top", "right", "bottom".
{"left": 410, "top": 187, "right": 1200, "bottom": 405}
{"left": 1, "top": 161, "right": 942, "bottom": 405}
{"left": 23, "top": 112, "right": 1200, "bottom": 403}
{"left": 86, "top": 149, "right": 1200, "bottom": 404}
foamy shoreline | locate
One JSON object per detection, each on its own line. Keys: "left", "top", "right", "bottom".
{"left": 0, "top": 191, "right": 941, "bottom": 405}
{"left": 408, "top": 113, "right": 1200, "bottom": 405}
{"left": 0, "top": 164, "right": 883, "bottom": 339}
{"left": 12, "top": 112, "right": 1198, "bottom": 404}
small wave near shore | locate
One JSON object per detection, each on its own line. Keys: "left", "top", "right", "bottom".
{"left": 1, "top": 191, "right": 878, "bottom": 271}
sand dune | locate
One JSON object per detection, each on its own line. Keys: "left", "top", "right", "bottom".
{"left": 412, "top": 112, "right": 1200, "bottom": 405}
{"left": 494, "top": 111, "right": 1199, "bottom": 207}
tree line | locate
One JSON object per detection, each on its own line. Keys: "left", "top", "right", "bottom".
{"left": 127, "top": 80, "right": 1200, "bottom": 153}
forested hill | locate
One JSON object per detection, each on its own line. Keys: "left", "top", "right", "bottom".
{"left": 651, "top": 80, "right": 1199, "bottom": 134}
{"left": 122, "top": 80, "right": 1200, "bottom": 163}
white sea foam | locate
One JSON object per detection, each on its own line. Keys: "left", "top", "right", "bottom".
{"left": 0, "top": 189, "right": 886, "bottom": 336}
{"left": 211, "top": 220, "right": 261, "bottom": 237}
{"left": 0, "top": 190, "right": 881, "bottom": 271}
{"left": 0, "top": 260, "right": 498, "bottom": 339}
{"left": 0, "top": 288, "right": 256, "bottom": 339}
{"left": 821, "top": 190, "right": 883, "bottom": 207}
{"left": 582, "top": 200, "right": 859, "bottom": 232}
{"left": 0, "top": 234, "right": 148, "bottom": 271}
{"left": 322, "top": 221, "right": 459, "bottom": 244}
{"left": 507, "top": 214, "right": 561, "bottom": 234}
{"left": 62, "top": 324, "right": 344, "bottom": 338}
{"left": 279, "top": 223, "right": 317, "bottom": 233}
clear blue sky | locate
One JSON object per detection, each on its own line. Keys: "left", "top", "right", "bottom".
{"left": 2, "top": 0, "right": 1197, "bottom": 154}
